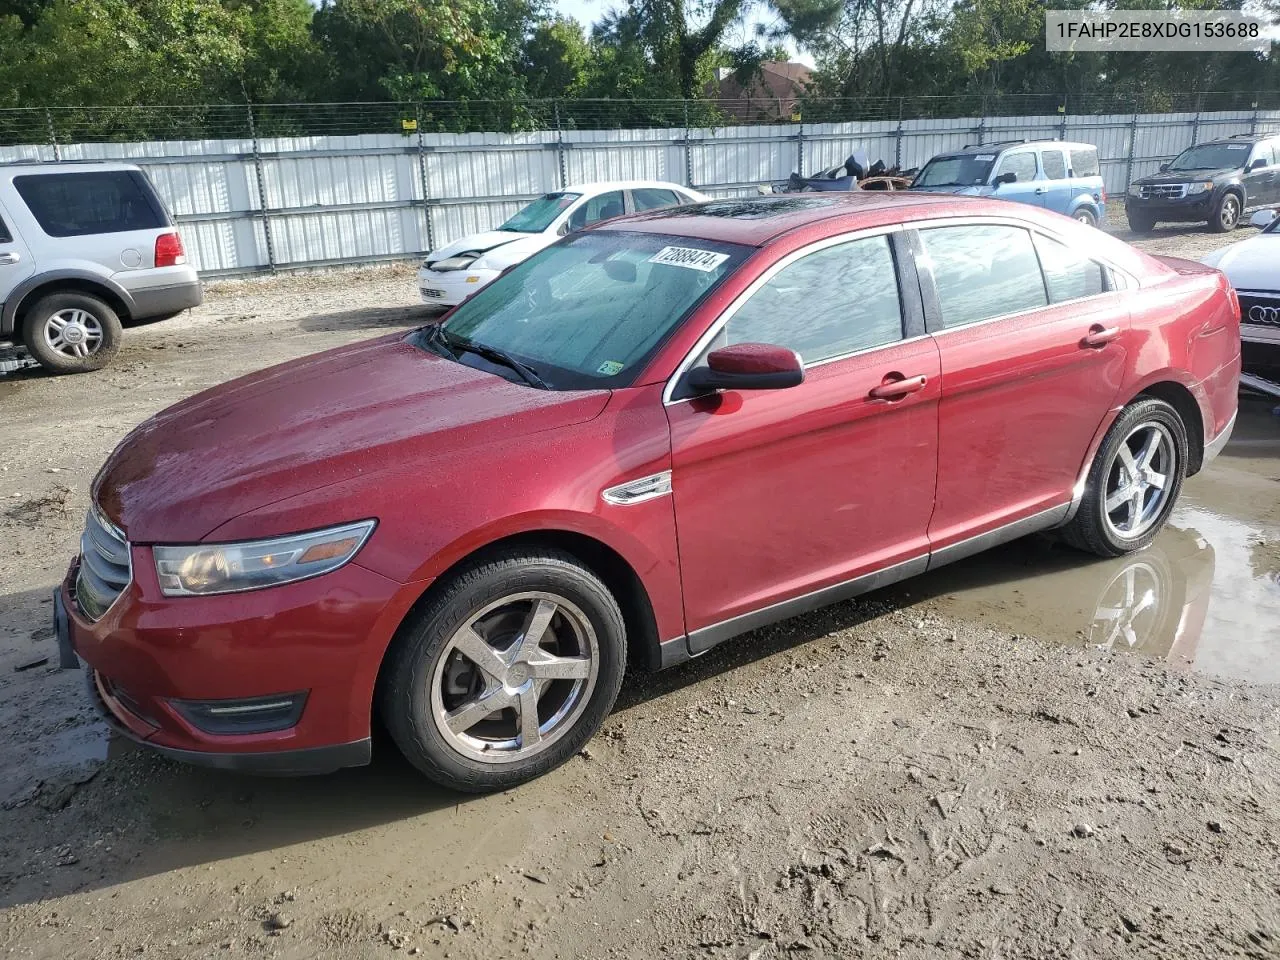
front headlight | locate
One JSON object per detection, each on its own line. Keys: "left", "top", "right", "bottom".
{"left": 153, "top": 520, "right": 375, "bottom": 597}
{"left": 1186, "top": 181, "right": 1214, "bottom": 195}
{"left": 1128, "top": 183, "right": 1142, "bottom": 197}
{"left": 432, "top": 254, "right": 479, "bottom": 271}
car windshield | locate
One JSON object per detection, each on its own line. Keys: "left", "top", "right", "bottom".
{"left": 499, "top": 193, "right": 581, "bottom": 233}
{"left": 914, "top": 155, "right": 996, "bottom": 187}
{"left": 420, "top": 231, "right": 746, "bottom": 389}
{"left": 1168, "top": 142, "right": 1252, "bottom": 171}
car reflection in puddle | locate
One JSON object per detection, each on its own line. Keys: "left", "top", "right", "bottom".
{"left": 887, "top": 506, "right": 1279, "bottom": 686}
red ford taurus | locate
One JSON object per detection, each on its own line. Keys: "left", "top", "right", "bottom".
{"left": 56, "top": 194, "right": 1240, "bottom": 791}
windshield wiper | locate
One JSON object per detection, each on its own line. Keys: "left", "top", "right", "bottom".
{"left": 442, "top": 329, "right": 549, "bottom": 389}
{"left": 423, "top": 323, "right": 457, "bottom": 360}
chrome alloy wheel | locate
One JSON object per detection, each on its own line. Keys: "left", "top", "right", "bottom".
{"left": 43, "top": 309, "right": 104, "bottom": 359}
{"left": 1103, "top": 422, "right": 1176, "bottom": 540}
{"left": 429, "top": 592, "right": 599, "bottom": 764}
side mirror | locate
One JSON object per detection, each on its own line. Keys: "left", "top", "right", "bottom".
{"left": 684, "top": 343, "right": 804, "bottom": 393}
{"left": 1159, "top": 163, "right": 1170, "bottom": 173}
{"left": 1248, "top": 158, "right": 1268, "bottom": 172}
{"left": 1249, "top": 208, "right": 1278, "bottom": 229}
{"left": 993, "top": 172, "right": 1017, "bottom": 186}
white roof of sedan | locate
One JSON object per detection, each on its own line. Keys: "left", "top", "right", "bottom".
{"left": 560, "top": 180, "right": 703, "bottom": 195}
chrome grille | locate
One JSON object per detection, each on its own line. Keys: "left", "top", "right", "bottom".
{"left": 1240, "top": 294, "right": 1280, "bottom": 329}
{"left": 76, "top": 507, "right": 131, "bottom": 621}
{"left": 1140, "top": 183, "right": 1187, "bottom": 200}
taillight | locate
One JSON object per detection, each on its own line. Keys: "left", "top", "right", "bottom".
{"left": 1100, "top": 188, "right": 1107, "bottom": 203}
{"left": 1227, "top": 285, "right": 1240, "bottom": 323}
{"left": 155, "top": 232, "right": 186, "bottom": 268}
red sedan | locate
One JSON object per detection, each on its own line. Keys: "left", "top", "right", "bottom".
{"left": 56, "top": 193, "right": 1241, "bottom": 791}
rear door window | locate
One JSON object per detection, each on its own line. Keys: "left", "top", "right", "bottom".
{"left": 1069, "top": 149, "right": 1100, "bottom": 178}
{"left": 994, "top": 152, "right": 1038, "bottom": 183}
{"left": 918, "top": 224, "right": 1048, "bottom": 329}
{"left": 1040, "top": 150, "right": 1067, "bottom": 180}
{"left": 1033, "top": 234, "right": 1106, "bottom": 303}
{"left": 14, "top": 171, "right": 167, "bottom": 238}
{"left": 633, "top": 188, "right": 680, "bottom": 211}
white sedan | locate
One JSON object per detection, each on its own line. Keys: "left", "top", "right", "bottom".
{"left": 417, "top": 181, "right": 708, "bottom": 307}
{"left": 1202, "top": 208, "right": 1280, "bottom": 352}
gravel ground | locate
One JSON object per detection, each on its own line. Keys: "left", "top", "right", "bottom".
{"left": 1, "top": 218, "right": 1278, "bottom": 959}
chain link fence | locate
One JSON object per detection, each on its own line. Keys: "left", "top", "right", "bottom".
{"left": 3, "top": 92, "right": 1280, "bottom": 145}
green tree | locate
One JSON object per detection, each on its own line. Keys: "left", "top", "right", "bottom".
{"left": 521, "top": 15, "right": 592, "bottom": 99}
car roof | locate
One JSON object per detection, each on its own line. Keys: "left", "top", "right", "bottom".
{"left": 560, "top": 180, "right": 696, "bottom": 195}
{"left": 597, "top": 192, "right": 979, "bottom": 246}
{"left": 1199, "top": 134, "right": 1271, "bottom": 145}
{"left": 937, "top": 140, "right": 1096, "bottom": 157}
{"left": 0, "top": 160, "right": 142, "bottom": 178}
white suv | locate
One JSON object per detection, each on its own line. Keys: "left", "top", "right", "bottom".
{"left": 0, "top": 161, "right": 203, "bottom": 373}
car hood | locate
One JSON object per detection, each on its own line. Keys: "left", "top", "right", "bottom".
{"left": 908, "top": 184, "right": 988, "bottom": 196}
{"left": 94, "top": 335, "right": 610, "bottom": 543}
{"left": 1135, "top": 167, "right": 1237, "bottom": 185}
{"left": 424, "top": 230, "right": 550, "bottom": 266}
{"left": 1205, "top": 234, "right": 1280, "bottom": 290}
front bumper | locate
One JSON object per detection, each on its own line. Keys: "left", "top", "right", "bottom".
{"left": 1124, "top": 193, "right": 1215, "bottom": 222}
{"left": 417, "top": 267, "right": 499, "bottom": 307}
{"left": 54, "top": 553, "right": 418, "bottom": 776}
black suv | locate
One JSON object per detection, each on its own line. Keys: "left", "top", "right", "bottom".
{"left": 1125, "top": 133, "right": 1280, "bottom": 234}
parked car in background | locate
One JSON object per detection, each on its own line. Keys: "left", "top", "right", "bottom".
{"left": 60, "top": 193, "right": 1238, "bottom": 792}
{"left": 0, "top": 161, "right": 201, "bottom": 374}
{"left": 911, "top": 140, "right": 1107, "bottom": 225}
{"left": 417, "top": 180, "right": 707, "bottom": 308}
{"left": 1202, "top": 207, "right": 1280, "bottom": 376}
{"left": 1125, "top": 134, "right": 1280, "bottom": 234}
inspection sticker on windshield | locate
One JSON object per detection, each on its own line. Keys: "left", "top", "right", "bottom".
{"left": 649, "top": 246, "right": 729, "bottom": 272}
{"left": 597, "top": 360, "right": 624, "bottom": 375}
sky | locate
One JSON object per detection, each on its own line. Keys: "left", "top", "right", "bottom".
{"left": 552, "top": 0, "right": 816, "bottom": 66}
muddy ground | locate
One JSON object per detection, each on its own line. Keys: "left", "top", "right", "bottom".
{"left": 1, "top": 217, "right": 1278, "bottom": 959}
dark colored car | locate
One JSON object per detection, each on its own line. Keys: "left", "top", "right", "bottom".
{"left": 56, "top": 194, "right": 1240, "bottom": 792}
{"left": 1125, "top": 134, "right": 1280, "bottom": 234}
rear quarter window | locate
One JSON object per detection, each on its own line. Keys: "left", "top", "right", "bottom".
{"left": 13, "top": 171, "right": 168, "bottom": 238}
{"left": 0, "top": 212, "right": 11, "bottom": 244}
{"left": 1069, "top": 149, "right": 1100, "bottom": 178}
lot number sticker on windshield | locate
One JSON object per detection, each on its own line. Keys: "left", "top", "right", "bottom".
{"left": 649, "top": 246, "right": 730, "bottom": 272}
{"left": 974, "top": 154, "right": 996, "bottom": 161}
{"left": 597, "top": 360, "right": 624, "bottom": 375}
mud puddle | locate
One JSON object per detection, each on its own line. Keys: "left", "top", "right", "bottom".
{"left": 893, "top": 399, "right": 1280, "bottom": 684}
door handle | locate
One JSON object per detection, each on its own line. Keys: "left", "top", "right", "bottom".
{"left": 0, "top": 251, "right": 20, "bottom": 265}
{"left": 1082, "top": 324, "right": 1121, "bottom": 348}
{"left": 1034, "top": 187, "right": 1046, "bottom": 195}
{"left": 869, "top": 374, "right": 928, "bottom": 400}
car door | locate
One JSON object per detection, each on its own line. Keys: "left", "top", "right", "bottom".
{"left": 664, "top": 230, "right": 941, "bottom": 646}
{"left": 913, "top": 221, "right": 1131, "bottom": 557}
{"left": 0, "top": 201, "right": 35, "bottom": 310}
{"left": 1036, "top": 148, "right": 1072, "bottom": 214}
{"left": 989, "top": 150, "right": 1045, "bottom": 208}
{"left": 1244, "top": 142, "right": 1278, "bottom": 206}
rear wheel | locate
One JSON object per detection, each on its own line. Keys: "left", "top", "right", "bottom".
{"left": 379, "top": 549, "right": 626, "bottom": 792}
{"left": 1126, "top": 211, "right": 1156, "bottom": 234}
{"left": 1209, "top": 193, "right": 1241, "bottom": 233}
{"left": 21, "top": 292, "right": 121, "bottom": 373}
{"left": 1061, "top": 398, "right": 1188, "bottom": 557}
{"left": 1073, "top": 207, "right": 1098, "bottom": 227}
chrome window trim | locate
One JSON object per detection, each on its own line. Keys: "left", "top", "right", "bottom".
{"left": 662, "top": 223, "right": 907, "bottom": 405}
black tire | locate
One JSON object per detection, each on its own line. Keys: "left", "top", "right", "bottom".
{"left": 1126, "top": 211, "right": 1156, "bottom": 234}
{"left": 21, "top": 292, "right": 122, "bottom": 373}
{"left": 1208, "top": 193, "right": 1241, "bottom": 233}
{"left": 1061, "top": 398, "right": 1189, "bottom": 558}
{"left": 379, "top": 548, "right": 626, "bottom": 792}
{"left": 1072, "top": 207, "right": 1098, "bottom": 227}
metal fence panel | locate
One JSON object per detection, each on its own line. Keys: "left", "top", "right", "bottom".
{"left": 4, "top": 106, "right": 1280, "bottom": 276}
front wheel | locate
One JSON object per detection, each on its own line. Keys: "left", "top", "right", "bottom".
{"left": 1209, "top": 193, "right": 1240, "bottom": 233}
{"left": 1126, "top": 211, "right": 1156, "bottom": 234}
{"left": 1061, "top": 398, "right": 1188, "bottom": 557}
{"left": 379, "top": 549, "right": 626, "bottom": 792}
